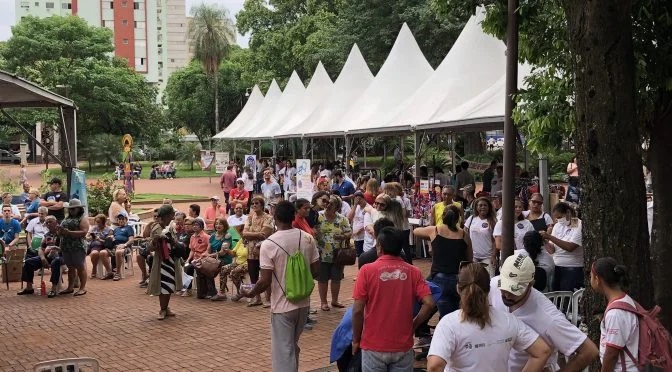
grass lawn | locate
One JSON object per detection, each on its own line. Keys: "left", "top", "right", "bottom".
{"left": 46, "top": 161, "right": 218, "bottom": 180}
{"left": 132, "top": 193, "right": 205, "bottom": 203}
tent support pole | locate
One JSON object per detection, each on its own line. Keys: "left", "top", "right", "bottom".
{"left": 301, "top": 138, "right": 307, "bottom": 159}
{"left": 258, "top": 140, "right": 262, "bottom": 158}
{"left": 400, "top": 136, "right": 405, "bottom": 164}
{"left": 272, "top": 140, "right": 277, "bottom": 159}
{"left": 363, "top": 143, "right": 367, "bottom": 168}
{"left": 345, "top": 135, "right": 351, "bottom": 174}
{"left": 502, "top": 0, "right": 519, "bottom": 261}
{"left": 333, "top": 138, "right": 337, "bottom": 162}
{"left": 451, "top": 132, "right": 456, "bottom": 174}
{"left": 538, "top": 154, "right": 550, "bottom": 213}
{"left": 310, "top": 138, "right": 314, "bottom": 160}
{"left": 414, "top": 131, "right": 420, "bottom": 182}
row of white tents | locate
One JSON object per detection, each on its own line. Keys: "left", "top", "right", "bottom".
{"left": 212, "top": 11, "right": 530, "bottom": 141}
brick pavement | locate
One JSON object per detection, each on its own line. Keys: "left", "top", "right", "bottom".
{"left": 0, "top": 168, "right": 438, "bottom": 371}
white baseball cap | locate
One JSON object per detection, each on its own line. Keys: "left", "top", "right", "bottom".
{"left": 498, "top": 253, "right": 535, "bottom": 296}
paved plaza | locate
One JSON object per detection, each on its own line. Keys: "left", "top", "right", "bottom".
{"left": 0, "top": 166, "right": 435, "bottom": 371}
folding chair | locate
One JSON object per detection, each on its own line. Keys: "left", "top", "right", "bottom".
{"left": 544, "top": 291, "right": 574, "bottom": 320}
{"left": 34, "top": 357, "right": 100, "bottom": 372}
{"left": 570, "top": 288, "right": 584, "bottom": 326}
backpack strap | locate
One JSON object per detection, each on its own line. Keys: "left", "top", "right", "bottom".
{"left": 605, "top": 300, "right": 642, "bottom": 369}
{"left": 265, "top": 231, "right": 302, "bottom": 298}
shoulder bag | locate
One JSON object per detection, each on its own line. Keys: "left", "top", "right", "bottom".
{"left": 334, "top": 238, "right": 356, "bottom": 266}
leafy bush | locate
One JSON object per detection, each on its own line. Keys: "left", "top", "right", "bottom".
{"left": 0, "top": 170, "right": 20, "bottom": 194}
{"left": 86, "top": 174, "right": 121, "bottom": 216}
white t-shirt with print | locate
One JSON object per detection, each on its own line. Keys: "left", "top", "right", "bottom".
{"left": 428, "top": 308, "right": 539, "bottom": 372}
{"left": 489, "top": 276, "right": 588, "bottom": 371}
{"left": 493, "top": 219, "right": 535, "bottom": 251}
{"left": 551, "top": 219, "right": 583, "bottom": 267}
{"left": 465, "top": 215, "right": 494, "bottom": 260}
{"left": 352, "top": 205, "right": 366, "bottom": 241}
{"left": 600, "top": 295, "right": 639, "bottom": 372}
{"left": 227, "top": 214, "right": 248, "bottom": 228}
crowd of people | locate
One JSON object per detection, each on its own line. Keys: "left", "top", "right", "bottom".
{"left": 0, "top": 159, "right": 656, "bottom": 372}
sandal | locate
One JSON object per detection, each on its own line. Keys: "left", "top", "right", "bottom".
{"left": 113, "top": 273, "right": 121, "bottom": 281}
{"left": 247, "top": 300, "right": 263, "bottom": 307}
{"left": 321, "top": 304, "right": 331, "bottom": 311}
{"left": 58, "top": 289, "right": 74, "bottom": 295}
{"left": 102, "top": 273, "right": 114, "bottom": 280}
{"left": 47, "top": 290, "right": 57, "bottom": 298}
{"left": 73, "top": 290, "right": 87, "bottom": 297}
{"left": 331, "top": 302, "right": 345, "bottom": 308}
{"left": 90, "top": 273, "right": 97, "bottom": 279}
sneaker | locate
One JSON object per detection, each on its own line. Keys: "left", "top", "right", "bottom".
{"left": 165, "top": 308, "right": 176, "bottom": 317}
{"left": 230, "top": 293, "right": 242, "bottom": 302}
{"left": 306, "top": 316, "right": 317, "bottom": 325}
{"left": 181, "top": 289, "right": 192, "bottom": 297}
{"left": 303, "top": 323, "right": 313, "bottom": 331}
{"left": 139, "top": 281, "right": 148, "bottom": 288}
{"left": 211, "top": 293, "right": 228, "bottom": 301}
{"left": 157, "top": 310, "right": 167, "bottom": 320}
{"left": 413, "top": 336, "right": 432, "bottom": 349}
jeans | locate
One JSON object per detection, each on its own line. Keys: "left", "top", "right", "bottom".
{"left": 361, "top": 349, "right": 414, "bottom": 372}
{"left": 21, "top": 256, "right": 63, "bottom": 285}
{"left": 431, "top": 272, "right": 459, "bottom": 318}
{"left": 553, "top": 266, "right": 584, "bottom": 292}
{"left": 354, "top": 240, "right": 364, "bottom": 257}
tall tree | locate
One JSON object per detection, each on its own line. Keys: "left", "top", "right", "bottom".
{"left": 188, "top": 4, "right": 236, "bottom": 138}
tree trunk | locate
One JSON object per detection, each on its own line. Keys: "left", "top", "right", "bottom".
{"left": 463, "top": 132, "right": 484, "bottom": 155}
{"left": 561, "top": 0, "right": 653, "bottom": 353}
{"left": 649, "top": 112, "right": 672, "bottom": 330}
{"left": 214, "top": 71, "right": 220, "bottom": 137}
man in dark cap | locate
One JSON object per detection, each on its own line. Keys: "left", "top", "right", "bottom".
{"left": 40, "top": 177, "right": 68, "bottom": 222}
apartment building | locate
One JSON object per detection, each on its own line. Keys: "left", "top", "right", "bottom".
{"left": 15, "top": 0, "right": 191, "bottom": 92}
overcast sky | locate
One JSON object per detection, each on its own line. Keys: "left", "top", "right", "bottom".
{"left": 0, "top": 0, "right": 249, "bottom": 47}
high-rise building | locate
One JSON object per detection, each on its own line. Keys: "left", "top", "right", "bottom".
{"left": 14, "top": 0, "right": 191, "bottom": 93}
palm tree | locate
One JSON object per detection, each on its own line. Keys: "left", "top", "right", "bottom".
{"left": 188, "top": 4, "right": 236, "bottom": 138}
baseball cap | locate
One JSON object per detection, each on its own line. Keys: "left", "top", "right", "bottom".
{"left": 498, "top": 253, "right": 535, "bottom": 296}
{"left": 353, "top": 190, "right": 364, "bottom": 198}
{"left": 236, "top": 178, "right": 244, "bottom": 183}
{"left": 116, "top": 210, "right": 129, "bottom": 219}
{"left": 210, "top": 195, "right": 220, "bottom": 200}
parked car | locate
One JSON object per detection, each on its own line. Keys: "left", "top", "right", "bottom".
{"left": 0, "top": 149, "right": 20, "bottom": 164}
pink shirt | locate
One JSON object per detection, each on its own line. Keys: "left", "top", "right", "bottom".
{"left": 260, "top": 228, "right": 319, "bottom": 313}
{"left": 204, "top": 205, "right": 226, "bottom": 230}
{"left": 220, "top": 171, "right": 237, "bottom": 193}
{"left": 353, "top": 255, "right": 431, "bottom": 352}
{"left": 189, "top": 231, "right": 210, "bottom": 260}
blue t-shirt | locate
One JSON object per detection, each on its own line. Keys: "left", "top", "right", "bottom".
{"left": 0, "top": 218, "right": 22, "bottom": 245}
{"left": 26, "top": 199, "right": 41, "bottom": 214}
{"left": 332, "top": 180, "right": 355, "bottom": 197}
{"left": 113, "top": 225, "right": 135, "bottom": 245}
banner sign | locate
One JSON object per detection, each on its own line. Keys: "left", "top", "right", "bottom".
{"left": 419, "top": 179, "right": 430, "bottom": 195}
{"left": 215, "top": 152, "right": 230, "bottom": 174}
{"left": 70, "top": 169, "right": 88, "bottom": 217}
{"left": 200, "top": 150, "right": 215, "bottom": 170}
{"left": 295, "top": 159, "right": 313, "bottom": 200}
{"left": 244, "top": 155, "right": 257, "bottom": 181}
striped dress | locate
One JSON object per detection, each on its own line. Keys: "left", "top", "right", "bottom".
{"left": 147, "top": 224, "right": 183, "bottom": 296}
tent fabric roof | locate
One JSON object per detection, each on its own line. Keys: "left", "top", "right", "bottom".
{"left": 270, "top": 62, "right": 333, "bottom": 139}
{"left": 212, "top": 84, "right": 264, "bottom": 139}
{"left": 0, "top": 70, "right": 75, "bottom": 108}
{"left": 277, "top": 44, "right": 374, "bottom": 139}
{"left": 236, "top": 71, "right": 305, "bottom": 140}
{"left": 337, "top": 23, "right": 434, "bottom": 136}
{"left": 220, "top": 79, "right": 282, "bottom": 139}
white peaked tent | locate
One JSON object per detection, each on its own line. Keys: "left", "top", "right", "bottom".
{"left": 212, "top": 85, "right": 264, "bottom": 139}
{"left": 270, "top": 62, "right": 333, "bottom": 139}
{"left": 237, "top": 71, "right": 305, "bottom": 139}
{"left": 382, "top": 12, "right": 510, "bottom": 132}
{"left": 338, "top": 23, "right": 434, "bottom": 136}
{"left": 225, "top": 79, "right": 282, "bottom": 139}
{"left": 285, "top": 44, "right": 374, "bottom": 139}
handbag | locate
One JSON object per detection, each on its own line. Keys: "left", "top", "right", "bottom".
{"left": 193, "top": 256, "right": 221, "bottom": 278}
{"left": 333, "top": 240, "right": 356, "bottom": 266}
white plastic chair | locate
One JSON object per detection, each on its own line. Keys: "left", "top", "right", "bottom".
{"left": 34, "top": 357, "right": 100, "bottom": 372}
{"left": 570, "top": 288, "right": 584, "bottom": 326}
{"left": 544, "top": 291, "right": 574, "bottom": 320}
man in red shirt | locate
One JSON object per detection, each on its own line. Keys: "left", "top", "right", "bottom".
{"left": 219, "top": 165, "right": 237, "bottom": 206}
{"left": 352, "top": 227, "right": 435, "bottom": 371}
{"left": 229, "top": 178, "right": 250, "bottom": 213}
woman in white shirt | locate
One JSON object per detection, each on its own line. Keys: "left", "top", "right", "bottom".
{"left": 464, "top": 197, "right": 497, "bottom": 277}
{"left": 516, "top": 230, "right": 555, "bottom": 292}
{"left": 590, "top": 257, "right": 639, "bottom": 372}
{"left": 493, "top": 198, "right": 534, "bottom": 261}
{"left": 540, "top": 202, "right": 583, "bottom": 291}
{"left": 427, "top": 263, "right": 551, "bottom": 372}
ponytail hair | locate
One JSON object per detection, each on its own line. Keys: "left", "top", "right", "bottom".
{"left": 457, "top": 263, "right": 491, "bottom": 329}
{"left": 522, "top": 230, "right": 543, "bottom": 265}
{"left": 442, "top": 204, "right": 460, "bottom": 232}
{"left": 592, "top": 257, "right": 630, "bottom": 289}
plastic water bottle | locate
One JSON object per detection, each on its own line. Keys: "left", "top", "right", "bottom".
{"left": 40, "top": 281, "right": 46, "bottom": 296}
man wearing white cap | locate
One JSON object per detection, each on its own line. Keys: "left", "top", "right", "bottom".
{"left": 489, "top": 254, "right": 598, "bottom": 371}
{"left": 204, "top": 196, "right": 226, "bottom": 232}
{"left": 229, "top": 178, "right": 250, "bottom": 213}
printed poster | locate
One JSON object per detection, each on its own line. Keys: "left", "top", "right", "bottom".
{"left": 244, "top": 155, "right": 257, "bottom": 181}
{"left": 70, "top": 169, "right": 88, "bottom": 216}
{"left": 295, "top": 159, "right": 313, "bottom": 200}
{"left": 200, "top": 150, "right": 215, "bottom": 170}
{"left": 215, "top": 152, "right": 230, "bottom": 174}
{"left": 419, "top": 179, "right": 430, "bottom": 195}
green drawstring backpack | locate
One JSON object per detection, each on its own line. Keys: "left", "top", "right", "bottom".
{"left": 267, "top": 231, "right": 315, "bottom": 302}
